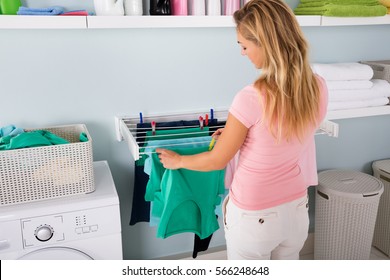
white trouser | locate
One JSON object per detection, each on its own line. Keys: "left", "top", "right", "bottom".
{"left": 223, "top": 194, "right": 309, "bottom": 260}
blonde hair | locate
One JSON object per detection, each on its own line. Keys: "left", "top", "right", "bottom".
{"left": 233, "top": 0, "right": 321, "bottom": 142}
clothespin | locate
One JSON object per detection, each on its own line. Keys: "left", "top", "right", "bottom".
{"left": 151, "top": 121, "right": 156, "bottom": 135}
{"left": 199, "top": 116, "right": 204, "bottom": 130}
{"left": 205, "top": 114, "right": 209, "bottom": 126}
{"left": 208, "top": 138, "right": 216, "bottom": 151}
{"left": 210, "top": 109, "right": 214, "bottom": 123}
{"left": 139, "top": 112, "right": 143, "bottom": 124}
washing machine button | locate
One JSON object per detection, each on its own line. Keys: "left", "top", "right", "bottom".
{"left": 35, "top": 225, "right": 54, "bottom": 242}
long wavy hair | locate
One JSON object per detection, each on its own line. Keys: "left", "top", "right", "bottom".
{"left": 233, "top": 0, "right": 321, "bottom": 142}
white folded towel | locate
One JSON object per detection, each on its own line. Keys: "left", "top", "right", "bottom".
{"left": 326, "top": 80, "right": 373, "bottom": 90}
{"left": 328, "top": 79, "right": 390, "bottom": 102}
{"left": 328, "top": 97, "right": 389, "bottom": 111}
{"left": 312, "top": 63, "right": 374, "bottom": 81}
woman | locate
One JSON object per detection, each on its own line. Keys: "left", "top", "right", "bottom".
{"left": 156, "top": 0, "right": 328, "bottom": 260}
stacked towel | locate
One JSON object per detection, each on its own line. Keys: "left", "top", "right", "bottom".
{"left": 294, "top": 0, "right": 387, "bottom": 17}
{"left": 379, "top": 0, "right": 390, "bottom": 13}
{"left": 17, "top": 6, "right": 64, "bottom": 16}
{"left": 312, "top": 62, "right": 390, "bottom": 111}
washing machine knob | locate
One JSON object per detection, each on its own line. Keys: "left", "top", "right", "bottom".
{"left": 35, "top": 225, "right": 54, "bottom": 242}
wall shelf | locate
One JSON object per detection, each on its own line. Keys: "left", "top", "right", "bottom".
{"left": 321, "top": 14, "right": 390, "bottom": 26}
{"left": 0, "top": 15, "right": 87, "bottom": 29}
{"left": 326, "top": 105, "right": 390, "bottom": 120}
{"left": 1, "top": 15, "right": 390, "bottom": 29}
{"left": 86, "top": 15, "right": 322, "bottom": 29}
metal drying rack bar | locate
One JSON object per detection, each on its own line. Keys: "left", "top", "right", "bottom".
{"left": 115, "top": 108, "right": 338, "bottom": 161}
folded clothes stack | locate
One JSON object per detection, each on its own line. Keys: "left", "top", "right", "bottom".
{"left": 294, "top": 0, "right": 387, "bottom": 16}
{"left": 312, "top": 62, "right": 390, "bottom": 111}
{"left": 379, "top": 0, "right": 390, "bottom": 13}
{"left": 16, "top": 6, "right": 89, "bottom": 16}
{"left": 17, "top": 6, "right": 65, "bottom": 15}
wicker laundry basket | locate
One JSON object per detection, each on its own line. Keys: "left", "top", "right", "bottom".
{"left": 314, "top": 170, "right": 383, "bottom": 260}
{"left": 372, "top": 159, "right": 390, "bottom": 257}
{"left": 0, "top": 124, "right": 94, "bottom": 206}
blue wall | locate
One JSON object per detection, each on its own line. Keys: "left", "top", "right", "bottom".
{"left": 1, "top": 1, "right": 390, "bottom": 259}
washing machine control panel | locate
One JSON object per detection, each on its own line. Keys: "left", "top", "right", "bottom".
{"left": 20, "top": 205, "right": 120, "bottom": 249}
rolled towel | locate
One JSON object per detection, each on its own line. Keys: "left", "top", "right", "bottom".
{"left": 294, "top": 4, "right": 387, "bottom": 16}
{"left": 326, "top": 80, "right": 374, "bottom": 90}
{"left": 17, "top": 6, "right": 64, "bottom": 15}
{"left": 328, "top": 79, "right": 390, "bottom": 101}
{"left": 312, "top": 63, "right": 374, "bottom": 81}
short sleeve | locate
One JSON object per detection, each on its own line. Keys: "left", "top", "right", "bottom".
{"left": 229, "top": 86, "right": 261, "bottom": 128}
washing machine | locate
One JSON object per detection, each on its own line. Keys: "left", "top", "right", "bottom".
{"left": 0, "top": 161, "right": 123, "bottom": 260}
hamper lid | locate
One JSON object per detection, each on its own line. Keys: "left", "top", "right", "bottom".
{"left": 372, "top": 159, "right": 390, "bottom": 174}
{"left": 318, "top": 169, "right": 383, "bottom": 198}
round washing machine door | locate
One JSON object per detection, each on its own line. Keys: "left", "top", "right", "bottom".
{"left": 18, "top": 247, "right": 93, "bottom": 260}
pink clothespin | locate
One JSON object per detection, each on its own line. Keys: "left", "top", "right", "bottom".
{"left": 205, "top": 114, "right": 209, "bottom": 126}
{"left": 199, "top": 116, "right": 204, "bottom": 130}
{"left": 151, "top": 121, "right": 156, "bottom": 135}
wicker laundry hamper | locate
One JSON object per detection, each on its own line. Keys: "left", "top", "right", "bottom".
{"left": 0, "top": 124, "right": 94, "bottom": 206}
{"left": 372, "top": 159, "right": 390, "bottom": 257}
{"left": 314, "top": 170, "right": 383, "bottom": 260}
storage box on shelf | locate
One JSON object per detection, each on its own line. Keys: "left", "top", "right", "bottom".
{"left": 360, "top": 60, "right": 390, "bottom": 83}
{"left": 0, "top": 124, "right": 94, "bottom": 206}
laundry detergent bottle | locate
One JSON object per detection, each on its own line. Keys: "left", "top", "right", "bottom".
{"left": 0, "top": 0, "right": 22, "bottom": 15}
{"left": 125, "top": 0, "right": 143, "bottom": 15}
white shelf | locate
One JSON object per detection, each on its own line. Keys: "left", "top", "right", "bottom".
{"left": 321, "top": 14, "right": 390, "bottom": 26}
{"left": 87, "top": 15, "right": 236, "bottom": 29}
{"left": 87, "top": 15, "right": 322, "bottom": 28}
{"left": 326, "top": 105, "right": 390, "bottom": 120}
{"left": 1, "top": 14, "right": 390, "bottom": 29}
{"left": 0, "top": 15, "right": 87, "bottom": 29}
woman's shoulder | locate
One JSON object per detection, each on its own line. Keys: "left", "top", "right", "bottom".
{"left": 236, "top": 84, "right": 259, "bottom": 98}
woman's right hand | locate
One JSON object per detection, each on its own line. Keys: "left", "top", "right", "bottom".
{"left": 212, "top": 128, "right": 224, "bottom": 140}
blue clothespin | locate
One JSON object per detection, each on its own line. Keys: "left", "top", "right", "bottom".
{"left": 210, "top": 109, "right": 214, "bottom": 122}
{"left": 139, "top": 112, "right": 143, "bottom": 124}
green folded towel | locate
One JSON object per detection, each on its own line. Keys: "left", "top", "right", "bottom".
{"left": 294, "top": 4, "right": 387, "bottom": 16}
{"left": 299, "top": 0, "right": 379, "bottom": 4}
{"left": 297, "top": 0, "right": 380, "bottom": 8}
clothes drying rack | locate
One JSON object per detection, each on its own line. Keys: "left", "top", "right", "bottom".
{"left": 115, "top": 108, "right": 339, "bottom": 161}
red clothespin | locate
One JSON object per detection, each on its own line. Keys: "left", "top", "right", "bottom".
{"left": 151, "top": 121, "right": 156, "bottom": 135}
{"left": 199, "top": 116, "right": 204, "bottom": 130}
{"left": 205, "top": 114, "right": 209, "bottom": 126}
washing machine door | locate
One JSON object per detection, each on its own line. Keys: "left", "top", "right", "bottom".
{"left": 18, "top": 247, "right": 93, "bottom": 260}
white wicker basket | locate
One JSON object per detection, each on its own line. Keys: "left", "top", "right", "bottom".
{"left": 0, "top": 124, "right": 94, "bottom": 206}
{"left": 372, "top": 159, "right": 390, "bottom": 257}
{"left": 314, "top": 170, "right": 383, "bottom": 260}
{"left": 360, "top": 60, "right": 390, "bottom": 83}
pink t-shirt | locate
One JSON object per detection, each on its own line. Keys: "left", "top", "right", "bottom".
{"left": 229, "top": 76, "right": 328, "bottom": 210}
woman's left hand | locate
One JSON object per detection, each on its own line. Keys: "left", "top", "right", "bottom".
{"left": 156, "top": 148, "right": 182, "bottom": 170}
